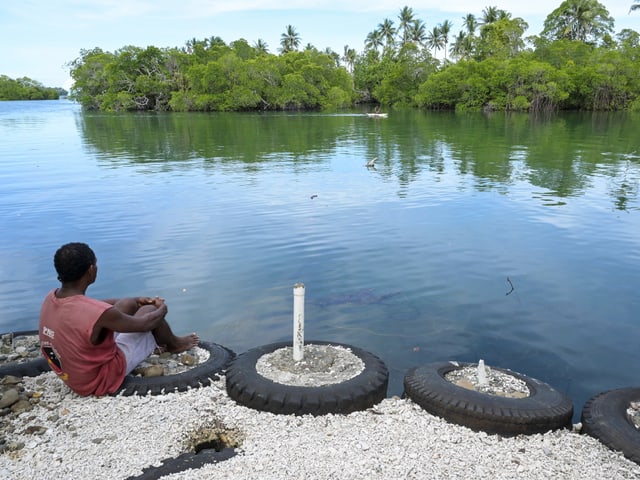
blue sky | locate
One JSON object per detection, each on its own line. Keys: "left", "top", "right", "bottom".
{"left": 1, "top": 1, "right": 638, "bottom": 90}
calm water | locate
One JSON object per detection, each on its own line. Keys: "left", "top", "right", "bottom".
{"left": 2, "top": 100, "right": 639, "bottom": 419}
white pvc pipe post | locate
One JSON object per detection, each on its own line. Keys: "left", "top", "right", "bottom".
{"left": 293, "top": 283, "right": 305, "bottom": 362}
{"left": 477, "top": 359, "right": 488, "bottom": 385}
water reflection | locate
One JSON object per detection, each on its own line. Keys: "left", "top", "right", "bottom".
{"left": 78, "top": 109, "right": 640, "bottom": 211}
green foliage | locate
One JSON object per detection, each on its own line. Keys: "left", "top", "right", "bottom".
{"left": 415, "top": 53, "right": 584, "bottom": 113}
{"left": 500, "top": 57, "right": 571, "bottom": 112}
{"left": 323, "top": 86, "right": 352, "bottom": 109}
{"left": 69, "top": 48, "right": 116, "bottom": 109}
{"left": 0, "top": 75, "right": 62, "bottom": 100}
{"left": 353, "top": 50, "right": 385, "bottom": 102}
{"left": 532, "top": 38, "right": 640, "bottom": 110}
{"left": 280, "top": 25, "right": 301, "bottom": 54}
{"left": 474, "top": 17, "right": 529, "bottom": 60}
{"left": 542, "top": 0, "right": 614, "bottom": 44}
{"left": 372, "top": 45, "right": 438, "bottom": 107}
{"left": 67, "top": 6, "right": 640, "bottom": 113}
{"left": 577, "top": 49, "right": 639, "bottom": 110}
{"left": 68, "top": 45, "right": 180, "bottom": 111}
{"left": 415, "top": 60, "right": 492, "bottom": 111}
{"left": 70, "top": 39, "right": 353, "bottom": 112}
{"left": 532, "top": 38, "right": 595, "bottom": 67}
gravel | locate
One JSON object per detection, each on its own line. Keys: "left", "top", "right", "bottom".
{"left": 2, "top": 369, "right": 640, "bottom": 480}
{"left": 444, "top": 361, "right": 530, "bottom": 398}
{"left": 0, "top": 334, "right": 41, "bottom": 366}
{"left": 256, "top": 345, "right": 364, "bottom": 386}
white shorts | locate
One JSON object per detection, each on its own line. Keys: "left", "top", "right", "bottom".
{"left": 114, "top": 331, "right": 158, "bottom": 374}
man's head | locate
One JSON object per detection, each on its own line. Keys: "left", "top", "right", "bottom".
{"left": 54, "top": 242, "right": 97, "bottom": 283}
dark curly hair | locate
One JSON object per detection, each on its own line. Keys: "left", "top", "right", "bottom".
{"left": 53, "top": 242, "right": 96, "bottom": 283}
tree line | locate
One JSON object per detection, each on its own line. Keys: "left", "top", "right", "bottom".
{"left": 0, "top": 75, "right": 66, "bottom": 101}
{"left": 69, "top": 40, "right": 354, "bottom": 112}
{"left": 63, "top": 1, "right": 640, "bottom": 112}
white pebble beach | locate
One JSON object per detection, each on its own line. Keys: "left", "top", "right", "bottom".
{"left": 2, "top": 370, "right": 640, "bottom": 480}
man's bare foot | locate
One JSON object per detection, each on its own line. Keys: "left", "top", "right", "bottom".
{"left": 167, "top": 333, "right": 199, "bottom": 353}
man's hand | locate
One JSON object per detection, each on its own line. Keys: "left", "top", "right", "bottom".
{"left": 94, "top": 297, "right": 168, "bottom": 340}
{"left": 152, "top": 298, "right": 168, "bottom": 316}
{"left": 141, "top": 296, "right": 168, "bottom": 317}
{"left": 137, "top": 296, "right": 165, "bottom": 307}
{"left": 152, "top": 296, "right": 165, "bottom": 308}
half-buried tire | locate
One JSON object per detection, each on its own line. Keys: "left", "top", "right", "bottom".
{"left": 404, "top": 361, "right": 573, "bottom": 436}
{"left": 225, "top": 341, "right": 388, "bottom": 415}
{"left": 581, "top": 387, "right": 640, "bottom": 465}
{"left": 0, "top": 331, "right": 235, "bottom": 396}
{"left": 126, "top": 448, "right": 237, "bottom": 480}
{"left": 116, "top": 341, "right": 235, "bottom": 396}
{"left": 0, "top": 357, "right": 49, "bottom": 378}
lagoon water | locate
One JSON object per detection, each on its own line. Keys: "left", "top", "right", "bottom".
{"left": 1, "top": 100, "right": 639, "bottom": 419}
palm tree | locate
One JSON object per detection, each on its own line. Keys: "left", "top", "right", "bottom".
{"left": 279, "top": 25, "right": 301, "bottom": 53}
{"left": 407, "top": 19, "right": 427, "bottom": 47}
{"left": 450, "top": 32, "right": 463, "bottom": 60}
{"left": 450, "top": 31, "right": 473, "bottom": 60}
{"left": 324, "top": 47, "right": 341, "bottom": 67}
{"left": 342, "top": 45, "right": 357, "bottom": 73}
{"left": 463, "top": 13, "right": 478, "bottom": 36}
{"left": 377, "top": 18, "right": 397, "bottom": 50}
{"left": 398, "top": 6, "right": 416, "bottom": 45}
{"left": 439, "top": 20, "right": 453, "bottom": 60}
{"left": 481, "top": 6, "right": 500, "bottom": 24}
{"left": 184, "top": 37, "right": 199, "bottom": 54}
{"left": 542, "top": 0, "right": 614, "bottom": 43}
{"left": 365, "top": 30, "right": 384, "bottom": 52}
{"left": 253, "top": 39, "right": 269, "bottom": 54}
{"left": 425, "top": 26, "right": 444, "bottom": 57}
{"left": 631, "top": 0, "right": 640, "bottom": 12}
{"left": 208, "top": 36, "right": 225, "bottom": 49}
{"left": 497, "top": 9, "right": 512, "bottom": 21}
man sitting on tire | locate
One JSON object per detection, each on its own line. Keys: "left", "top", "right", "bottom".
{"left": 39, "top": 242, "right": 199, "bottom": 396}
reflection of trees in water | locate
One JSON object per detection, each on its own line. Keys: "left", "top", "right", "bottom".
{"left": 77, "top": 110, "right": 640, "bottom": 209}
{"left": 78, "top": 112, "right": 353, "bottom": 170}
{"left": 605, "top": 158, "right": 640, "bottom": 212}
{"left": 389, "top": 110, "right": 640, "bottom": 210}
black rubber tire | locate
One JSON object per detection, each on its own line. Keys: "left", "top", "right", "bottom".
{"left": 581, "top": 387, "right": 640, "bottom": 465}
{"left": 116, "top": 341, "right": 235, "bottom": 396}
{"left": 0, "top": 331, "right": 234, "bottom": 396}
{"left": 126, "top": 448, "right": 236, "bottom": 480}
{"left": 404, "top": 361, "right": 573, "bottom": 436}
{"left": 0, "top": 357, "right": 49, "bottom": 378}
{"left": 0, "top": 329, "right": 39, "bottom": 337}
{"left": 225, "top": 341, "right": 389, "bottom": 416}
{"left": 0, "top": 330, "right": 48, "bottom": 378}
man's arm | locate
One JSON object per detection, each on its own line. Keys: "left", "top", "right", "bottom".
{"left": 90, "top": 299, "right": 168, "bottom": 344}
{"left": 101, "top": 297, "right": 159, "bottom": 314}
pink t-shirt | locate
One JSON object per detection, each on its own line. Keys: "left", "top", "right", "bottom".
{"left": 39, "top": 289, "right": 127, "bottom": 396}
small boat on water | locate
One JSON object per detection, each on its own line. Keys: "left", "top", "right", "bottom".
{"left": 366, "top": 112, "right": 388, "bottom": 118}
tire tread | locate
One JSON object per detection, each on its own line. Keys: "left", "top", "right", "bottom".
{"left": 225, "top": 341, "right": 388, "bottom": 416}
{"left": 404, "top": 361, "right": 573, "bottom": 436}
